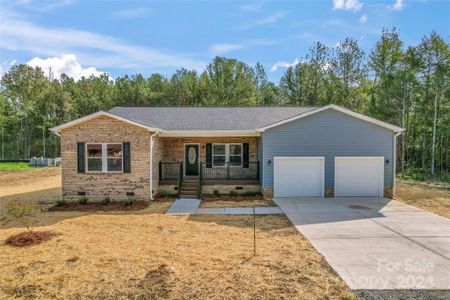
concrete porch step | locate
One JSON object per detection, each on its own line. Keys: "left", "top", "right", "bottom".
{"left": 179, "top": 190, "right": 198, "bottom": 195}
{"left": 178, "top": 194, "right": 198, "bottom": 199}
{"left": 180, "top": 186, "right": 198, "bottom": 192}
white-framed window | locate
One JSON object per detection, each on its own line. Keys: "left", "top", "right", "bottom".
{"left": 86, "top": 143, "right": 123, "bottom": 172}
{"left": 212, "top": 143, "right": 242, "bottom": 167}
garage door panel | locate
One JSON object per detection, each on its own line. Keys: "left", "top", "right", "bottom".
{"left": 274, "top": 157, "right": 324, "bottom": 197}
{"left": 335, "top": 157, "right": 384, "bottom": 197}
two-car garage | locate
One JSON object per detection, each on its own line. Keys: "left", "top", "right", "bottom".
{"left": 273, "top": 156, "right": 385, "bottom": 198}
{"left": 261, "top": 105, "right": 402, "bottom": 199}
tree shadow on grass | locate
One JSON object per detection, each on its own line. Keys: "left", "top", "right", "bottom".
{"left": 0, "top": 197, "right": 174, "bottom": 230}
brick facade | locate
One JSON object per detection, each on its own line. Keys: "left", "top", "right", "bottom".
{"left": 160, "top": 137, "right": 258, "bottom": 162}
{"left": 60, "top": 116, "right": 153, "bottom": 201}
{"left": 60, "top": 116, "right": 261, "bottom": 201}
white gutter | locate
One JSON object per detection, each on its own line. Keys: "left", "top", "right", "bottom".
{"left": 149, "top": 131, "right": 159, "bottom": 201}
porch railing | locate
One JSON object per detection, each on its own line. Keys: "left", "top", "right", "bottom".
{"left": 200, "top": 161, "right": 259, "bottom": 180}
{"left": 159, "top": 161, "right": 260, "bottom": 181}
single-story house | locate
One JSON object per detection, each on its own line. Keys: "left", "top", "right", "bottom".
{"left": 51, "top": 104, "right": 404, "bottom": 201}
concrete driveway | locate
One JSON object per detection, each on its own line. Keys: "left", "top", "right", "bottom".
{"left": 274, "top": 197, "right": 450, "bottom": 290}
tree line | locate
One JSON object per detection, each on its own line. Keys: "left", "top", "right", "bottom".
{"left": 0, "top": 29, "right": 448, "bottom": 178}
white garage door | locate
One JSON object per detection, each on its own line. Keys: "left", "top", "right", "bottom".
{"left": 274, "top": 157, "right": 324, "bottom": 197}
{"left": 335, "top": 157, "right": 384, "bottom": 197}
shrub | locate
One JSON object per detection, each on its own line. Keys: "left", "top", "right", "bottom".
{"left": 212, "top": 189, "right": 220, "bottom": 197}
{"left": 158, "top": 190, "right": 169, "bottom": 197}
{"left": 78, "top": 196, "right": 89, "bottom": 205}
{"left": 242, "top": 191, "right": 256, "bottom": 197}
{"left": 123, "top": 195, "right": 135, "bottom": 207}
{"left": 101, "top": 195, "right": 111, "bottom": 205}
{"left": 55, "top": 198, "right": 67, "bottom": 207}
{"left": 229, "top": 190, "right": 238, "bottom": 197}
{"left": 6, "top": 201, "right": 43, "bottom": 232}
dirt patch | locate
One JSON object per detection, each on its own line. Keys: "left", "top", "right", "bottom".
{"left": 5, "top": 231, "right": 58, "bottom": 247}
{"left": 395, "top": 179, "right": 450, "bottom": 219}
{"left": 201, "top": 194, "right": 275, "bottom": 208}
{"left": 0, "top": 213, "right": 352, "bottom": 299}
{"left": 0, "top": 167, "right": 61, "bottom": 201}
{"left": 155, "top": 195, "right": 178, "bottom": 202}
{"left": 48, "top": 201, "right": 149, "bottom": 212}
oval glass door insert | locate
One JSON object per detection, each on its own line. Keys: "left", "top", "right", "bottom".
{"left": 188, "top": 147, "right": 196, "bottom": 164}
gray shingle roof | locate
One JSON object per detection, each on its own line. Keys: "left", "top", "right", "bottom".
{"left": 108, "top": 106, "right": 319, "bottom": 131}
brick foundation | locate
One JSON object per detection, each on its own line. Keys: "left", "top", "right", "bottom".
{"left": 261, "top": 188, "right": 273, "bottom": 199}
{"left": 384, "top": 187, "right": 393, "bottom": 198}
{"left": 325, "top": 187, "right": 334, "bottom": 198}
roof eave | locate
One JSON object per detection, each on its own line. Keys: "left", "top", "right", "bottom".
{"left": 158, "top": 130, "right": 260, "bottom": 137}
{"left": 257, "top": 104, "right": 405, "bottom": 133}
{"left": 50, "top": 111, "right": 161, "bottom": 134}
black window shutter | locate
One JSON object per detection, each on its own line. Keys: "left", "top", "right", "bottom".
{"left": 243, "top": 143, "right": 249, "bottom": 168}
{"left": 123, "top": 142, "right": 131, "bottom": 173}
{"left": 77, "top": 142, "right": 85, "bottom": 173}
{"left": 206, "top": 143, "right": 212, "bottom": 168}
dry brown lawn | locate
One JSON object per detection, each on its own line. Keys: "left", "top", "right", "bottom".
{"left": 0, "top": 168, "right": 353, "bottom": 299}
{"left": 395, "top": 179, "right": 450, "bottom": 219}
{"left": 0, "top": 167, "right": 61, "bottom": 199}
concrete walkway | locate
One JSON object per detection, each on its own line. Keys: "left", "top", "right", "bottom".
{"left": 274, "top": 197, "right": 450, "bottom": 290}
{"left": 166, "top": 199, "right": 282, "bottom": 215}
{"left": 166, "top": 198, "right": 201, "bottom": 215}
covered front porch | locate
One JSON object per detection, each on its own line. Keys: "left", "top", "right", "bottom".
{"left": 155, "top": 137, "right": 260, "bottom": 198}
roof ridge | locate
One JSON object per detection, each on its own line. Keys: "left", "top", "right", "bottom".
{"left": 110, "top": 106, "right": 319, "bottom": 109}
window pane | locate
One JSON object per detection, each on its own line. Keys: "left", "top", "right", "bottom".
{"left": 87, "top": 158, "right": 102, "bottom": 171}
{"left": 87, "top": 144, "right": 102, "bottom": 157}
{"left": 107, "top": 144, "right": 122, "bottom": 157}
{"left": 213, "top": 155, "right": 225, "bottom": 166}
{"left": 229, "top": 155, "right": 242, "bottom": 166}
{"left": 229, "top": 144, "right": 242, "bottom": 155}
{"left": 107, "top": 158, "right": 122, "bottom": 172}
{"left": 213, "top": 144, "right": 225, "bottom": 155}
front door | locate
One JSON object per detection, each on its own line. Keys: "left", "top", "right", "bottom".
{"left": 185, "top": 144, "right": 199, "bottom": 176}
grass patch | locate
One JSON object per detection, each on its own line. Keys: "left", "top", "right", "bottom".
{"left": 395, "top": 179, "right": 450, "bottom": 219}
{"left": 0, "top": 212, "right": 352, "bottom": 299}
{"left": 400, "top": 169, "right": 449, "bottom": 186}
{"left": 200, "top": 198, "right": 276, "bottom": 208}
{"left": 0, "top": 166, "right": 352, "bottom": 298}
{"left": 0, "top": 162, "right": 32, "bottom": 171}
{"left": 200, "top": 193, "right": 275, "bottom": 208}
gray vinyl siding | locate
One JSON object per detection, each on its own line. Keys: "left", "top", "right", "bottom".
{"left": 258, "top": 136, "right": 264, "bottom": 182}
{"left": 262, "top": 109, "right": 394, "bottom": 189}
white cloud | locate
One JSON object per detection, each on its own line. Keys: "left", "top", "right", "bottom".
{"left": 112, "top": 8, "right": 153, "bottom": 19}
{"left": 389, "top": 0, "right": 404, "bottom": 10}
{"left": 210, "top": 43, "right": 244, "bottom": 55}
{"left": 14, "top": 0, "right": 74, "bottom": 12}
{"left": 26, "top": 54, "right": 106, "bottom": 80}
{"left": 333, "top": 0, "right": 363, "bottom": 11}
{"left": 270, "top": 58, "right": 300, "bottom": 72}
{"left": 240, "top": 3, "right": 262, "bottom": 12}
{"left": 0, "top": 60, "right": 17, "bottom": 77}
{"left": 0, "top": 13, "right": 206, "bottom": 72}
{"left": 238, "top": 12, "right": 287, "bottom": 29}
{"left": 359, "top": 14, "right": 368, "bottom": 23}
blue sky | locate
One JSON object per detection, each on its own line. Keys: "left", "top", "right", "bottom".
{"left": 0, "top": 0, "right": 448, "bottom": 82}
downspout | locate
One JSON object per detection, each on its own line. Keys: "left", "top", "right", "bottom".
{"left": 149, "top": 131, "right": 159, "bottom": 201}
{"left": 393, "top": 131, "right": 403, "bottom": 197}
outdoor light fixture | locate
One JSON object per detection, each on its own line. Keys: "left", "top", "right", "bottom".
{"left": 386, "top": 159, "right": 390, "bottom": 164}
{"left": 268, "top": 159, "right": 272, "bottom": 166}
